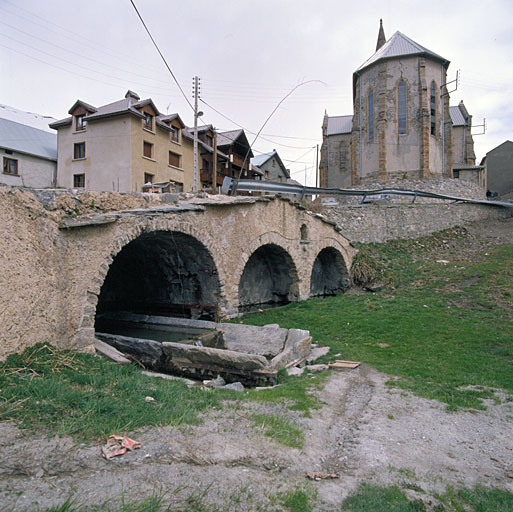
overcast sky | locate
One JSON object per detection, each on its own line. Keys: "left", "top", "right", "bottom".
{"left": 1, "top": 0, "right": 512, "bottom": 184}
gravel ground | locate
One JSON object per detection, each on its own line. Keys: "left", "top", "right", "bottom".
{"left": 1, "top": 216, "right": 512, "bottom": 511}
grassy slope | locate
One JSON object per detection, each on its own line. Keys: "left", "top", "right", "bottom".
{"left": 238, "top": 231, "right": 513, "bottom": 410}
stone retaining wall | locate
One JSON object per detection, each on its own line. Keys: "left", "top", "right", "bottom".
{"left": 323, "top": 203, "right": 512, "bottom": 243}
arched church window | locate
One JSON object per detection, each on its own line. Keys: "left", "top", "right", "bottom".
{"left": 398, "top": 80, "right": 407, "bottom": 134}
{"left": 430, "top": 82, "right": 436, "bottom": 136}
{"left": 339, "top": 141, "right": 346, "bottom": 171}
{"left": 368, "top": 90, "right": 374, "bottom": 141}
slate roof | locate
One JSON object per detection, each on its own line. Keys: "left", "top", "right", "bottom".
{"left": 0, "top": 118, "right": 57, "bottom": 161}
{"left": 326, "top": 115, "right": 353, "bottom": 135}
{"left": 356, "top": 31, "right": 449, "bottom": 74}
{"left": 450, "top": 106, "right": 467, "bottom": 126}
{"left": 250, "top": 151, "right": 274, "bottom": 167}
{"left": 50, "top": 91, "right": 162, "bottom": 129}
{"left": 251, "top": 150, "right": 290, "bottom": 178}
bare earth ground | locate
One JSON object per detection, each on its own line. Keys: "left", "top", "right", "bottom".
{"left": 1, "top": 216, "right": 512, "bottom": 511}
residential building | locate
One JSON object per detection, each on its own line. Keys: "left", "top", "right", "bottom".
{"left": 0, "top": 106, "right": 57, "bottom": 188}
{"left": 216, "top": 129, "right": 261, "bottom": 182}
{"left": 50, "top": 90, "right": 191, "bottom": 192}
{"left": 251, "top": 150, "right": 290, "bottom": 182}
{"left": 320, "top": 20, "right": 479, "bottom": 188}
{"left": 481, "top": 141, "right": 513, "bottom": 199}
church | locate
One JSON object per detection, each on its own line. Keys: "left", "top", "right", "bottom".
{"left": 319, "top": 21, "right": 479, "bottom": 188}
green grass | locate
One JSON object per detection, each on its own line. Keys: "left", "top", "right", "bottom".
{"left": 277, "top": 485, "right": 316, "bottom": 512}
{"left": 341, "top": 484, "right": 513, "bottom": 512}
{"left": 238, "top": 232, "right": 513, "bottom": 410}
{"left": 0, "top": 343, "right": 219, "bottom": 439}
{"left": 250, "top": 412, "right": 304, "bottom": 448}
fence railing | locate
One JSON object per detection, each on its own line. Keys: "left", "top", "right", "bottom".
{"left": 221, "top": 177, "right": 513, "bottom": 209}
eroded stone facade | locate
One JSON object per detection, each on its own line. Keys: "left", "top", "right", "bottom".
{"left": 0, "top": 187, "right": 354, "bottom": 359}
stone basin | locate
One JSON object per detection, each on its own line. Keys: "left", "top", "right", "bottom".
{"left": 95, "top": 312, "right": 312, "bottom": 385}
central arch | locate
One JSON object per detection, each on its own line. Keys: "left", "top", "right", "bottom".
{"left": 238, "top": 243, "right": 299, "bottom": 312}
{"left": 95, "top": 230, "right": 221, "bottom": 324}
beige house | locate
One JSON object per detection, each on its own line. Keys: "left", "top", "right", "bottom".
{"left": 320, "top": 21, "right": 479, "bottom": 188}
{"left": 50, "top": 91, "right": 193, "bottom": 192}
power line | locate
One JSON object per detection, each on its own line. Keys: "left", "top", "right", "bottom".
{"left": 128, "top": 0, "right": 194, "bottom": 112}
{"left": 200, "top": 98, "right": 315, "bottom": 149}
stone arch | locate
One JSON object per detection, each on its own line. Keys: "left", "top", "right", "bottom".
{"left": 238, "top": 243, "right": 299, "bottom": 313}
{"left": 310, "top": 246, "right": 350, "bottom": 297}
{"left": 95, "top": 229, "right": 222, "bottom": 325}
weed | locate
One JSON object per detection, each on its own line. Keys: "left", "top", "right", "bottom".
{"left": 341, "top": 483, "right": 426, "bottom": 511}
{"left": 250, "top": 413, "right": 304, "bottom": 448}
{"left": 277, "top": 485, "right": 316, "bottom": 512}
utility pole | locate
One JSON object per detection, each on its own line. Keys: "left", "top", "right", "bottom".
{"left": 192, "top": 76, "right": 203, "bottom": 193}
{"left": 315, "top": 144, "right": 319, "bottom": 188}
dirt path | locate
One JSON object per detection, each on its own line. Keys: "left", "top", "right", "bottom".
{"left": 1, "top": 364, "right": 512, "bottom": 511}
{"left": 1, "top": 215, "right": 512, "bottom": 511}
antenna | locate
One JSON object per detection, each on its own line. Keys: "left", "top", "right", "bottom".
{"left": 472, "top": 118, "right": 487, "bottom": 136}
{"left": 441, "top": 70, "right": 459, "bottom": 96}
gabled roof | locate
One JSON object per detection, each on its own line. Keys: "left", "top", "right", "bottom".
{"left": 326, "top": 115, "right": 353, "bottom": 135}
{"left": 0, "top": 117, "right": 57, "bottom": 161}
{"left": 356, "top": 31, "right": 449, "bottom": 74}
{"left": 67, "top": 99, "right": 97, "bottom": 115}
{"left": 251, "top": 150, "right": 290, "bottom": 179}
{"left": 449, "top": 106, "right": 467, "bottom": 126}
{"left": 50, "top": 91, "right": 165, "bottom": 129}
{"left": 216, "top": 129, "right": 253, "bottom": 158}
{"left": 158, "top": 113, "right": 185, "bottom": 130}
{"left": 0, "top": 103, "right": 56, "bottom": 133}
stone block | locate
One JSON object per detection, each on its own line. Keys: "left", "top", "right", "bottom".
{"left": 162, "top": 342, "right": 269, "bottom": 372}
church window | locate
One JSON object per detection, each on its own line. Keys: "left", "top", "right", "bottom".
{"left": 430, "top": 82, "right": 436, "bottom": 136}
{"left": 339, "top": 141, "right": 346, "bottom": 171}
{"left": 368, "top": 90, "right": 374, "bottom": 141}
{"left": 398, "top": 80, "right": 407, "bottom": 134}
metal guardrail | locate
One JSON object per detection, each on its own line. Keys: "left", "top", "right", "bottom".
{"left": 221, "top": 177, "right": 513, "bottom": 209}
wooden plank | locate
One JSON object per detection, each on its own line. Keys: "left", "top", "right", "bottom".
{"left": 328, "top": 360, "right": 361, "bottom": 369}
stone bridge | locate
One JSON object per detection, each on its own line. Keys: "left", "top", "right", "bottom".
{"left": 0, "top": 189, "right": 355, "bottom": 358}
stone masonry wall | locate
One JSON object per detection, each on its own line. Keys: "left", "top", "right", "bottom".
{"left": 0, "top": 187, "right": 354, "bottom": 359}
{"left": 322, "top": 203, "right": 511, "bottom": 243}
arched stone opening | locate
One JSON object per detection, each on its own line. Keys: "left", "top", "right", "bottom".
{"left": 238, "top": 244, "right": 299, "bottom": 312}
{"left": 310, "top": 247, "right": 349, "bottom": 297}
{"left": 95, "top": 230, "right": 221, "bottom": 325}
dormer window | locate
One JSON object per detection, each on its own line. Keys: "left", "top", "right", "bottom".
{"left": 76, "top": 114, "right": 86, "bottom": 131}
{"left": 170, "top": 125, "right": 180, "bottom": 142}
{"left": 143, "top": 113, "right": 153, "bottom": 131}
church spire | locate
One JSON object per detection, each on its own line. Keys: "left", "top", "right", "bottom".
{"left": 376, "top": 19, "right": 386, "bottom": 51}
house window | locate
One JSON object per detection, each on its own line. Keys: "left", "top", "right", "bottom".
{"left": 398, "top": 80, "right": 407, "bottom": 134}
{"left": 430, "top": 82, "right": 436, "bottom": 136}
{"left": 175, "top": 182, "right": 183, "bottom": 192}
{"left": 73, "top": 174, "right": 85, "bottom": 187}
{"left": 368, "top": 90, "right": 374, "bottom": 141}
{"left": 143, "top": 141, "right": 153, "bottom": 159}
{"left": 74, "top": 142, "right": 86, "bottom": 159}
{"left": 278, "top": 176, "right": 282, "bottom": 182}
{"left": 144, "top": 173, "right": 154, "bottom": 184}
{"left": 76, "top": 115, "right": 86, "bottom": 131}
{"left": 3, "top": 156, "right": 18, "bottom": 175}
{"left": 169, "top": 151, "right": 181, "bottom": 168}
{"left": 453, "top": 170, "right": 459, "bottom": 179}
{"left": 143, "top": 113, "right": 153, "bottom": 131}
{"left": 265, "top": 170, "right": 269, "bottom": 179}
{"left": 170, "top": 125, "right": 180, "bottom": 142}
